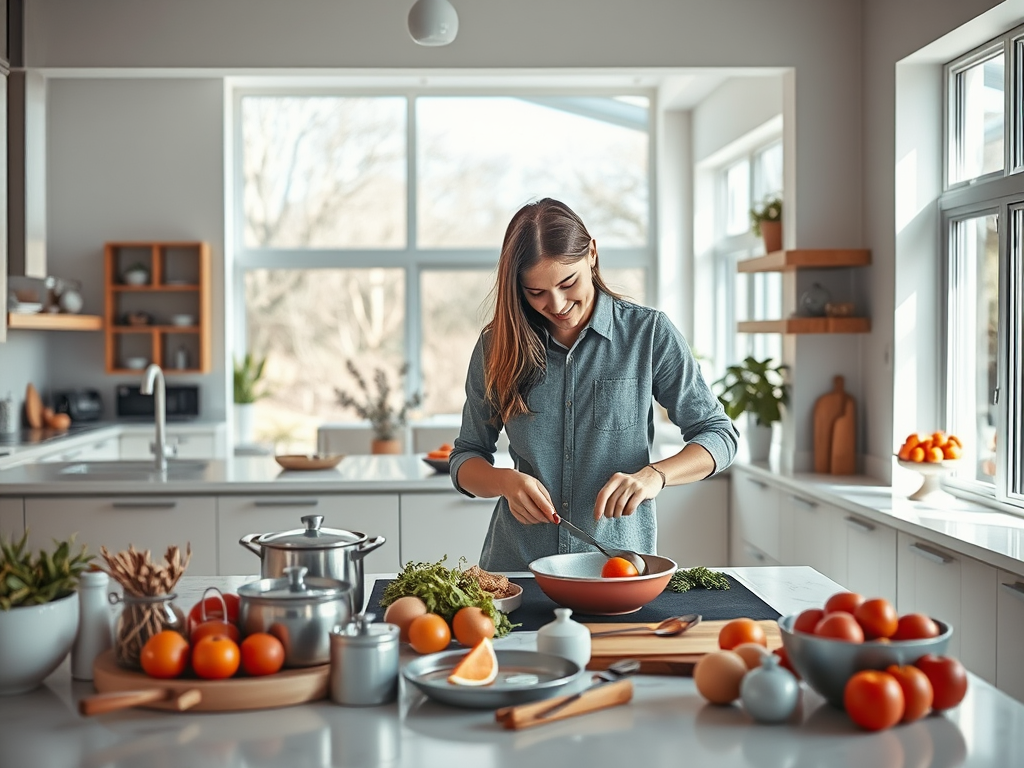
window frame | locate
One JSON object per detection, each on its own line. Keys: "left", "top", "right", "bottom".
{"left": 230, "top": 85, "right": 658, "bottom": 414}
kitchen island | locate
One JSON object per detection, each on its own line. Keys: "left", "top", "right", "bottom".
{"left": 3, "top": 566, "right": 1023, "bottom": 768}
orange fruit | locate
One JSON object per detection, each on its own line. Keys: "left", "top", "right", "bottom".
{"left": 909, "top": 446, "right": 925, "bottom": 463}
{"left": 452, "top": 606, "right": 495, "bottom": 647}
{"left": 447, "top": 637, "right": 498, "bottom": 686}
{"left": 601, "top": 556, "right": 640, "bottom": 578}
{"left": 191, "top": 619, "right": 240, "bottom": 645}
{"left": 926, "top": 446, "right": 944, "bottom": 463}
{"left": 140, "top": 630, "right": 190, "bottom": 679}
{"left": 408, "top": 613, "right": 451, "bottom": 654}
{"left": 947, "top": 434, "right": 962, "bottom": 448}
{"left": 240, "top": 632, "right": 286, "bottom": 676}
{"left": 932, "top": 431, "right": 947, "bottom": 447}
{"left": 904, "top": 434, "right": 921, "bottom": 450}
{"left": 897, "top": 443, "right": 913, "bottom": 461}
{"left": 718, "top": 618, "right": 768, "bottom": 650}
{"left": 191, "top": 635, "right": 241, "bottom": 679}
{"left": 943, "top": 444, "right": 962, "bottom": 460}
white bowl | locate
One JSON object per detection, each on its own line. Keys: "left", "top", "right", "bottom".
{"left": 169, "top": 315, "right": 195, "bottom": 327}
{"left": 0, "top": 593, "right": 79, "bottom": 695}
{"left": 122, "top": 270, "right": 149, "bottom": 286}
{"left": 123, "top": 357, "right": 148, "bottom": 370}
{"left": 896, "top": 457, "right": 963, "bottom": 500}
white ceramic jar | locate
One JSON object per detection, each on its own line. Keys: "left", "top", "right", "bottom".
{"left": 536, "top": 607, "right": 591, "bottom": 669}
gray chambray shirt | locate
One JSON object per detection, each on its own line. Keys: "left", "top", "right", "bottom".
{"left": 449, "top": 290, "right": 739, "bottom": 572}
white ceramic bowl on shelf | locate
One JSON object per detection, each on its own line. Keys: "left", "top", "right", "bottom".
{"left": 122, "top": 270, "right": 149, "bottom": 286}
{"left": 123, "top": 357, "right": 148, "bottom": 370}
{"left": 170, "top": 314, "right": 195, "bottom": 327}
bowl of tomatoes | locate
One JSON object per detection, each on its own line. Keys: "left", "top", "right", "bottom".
{"left": 779, "top": 593, "right": 952, "bottom": 709}
{"left": 528, "top": 551, "right": 677, "bottom": 615}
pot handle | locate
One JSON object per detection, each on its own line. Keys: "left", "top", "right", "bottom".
{"left": 239, "top": 532, "right": 263, "bottom": 557}
{"left": 352, "top": 535, "right": 386, "bottom": 561}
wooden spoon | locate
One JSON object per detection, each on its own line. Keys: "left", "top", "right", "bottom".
{"left": 79, "top": 687, "right": 202, "bottom": 716}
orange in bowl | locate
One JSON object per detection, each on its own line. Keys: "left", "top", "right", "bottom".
{"left": 529, "top": 552, "right": 677, "bottom": 615}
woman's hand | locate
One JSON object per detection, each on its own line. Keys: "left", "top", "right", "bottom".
{"left": 499, "top": 470, "right": 557, "bottom": 525}
{"left": 593, "top": 467, "right": 663, "bottom": 520}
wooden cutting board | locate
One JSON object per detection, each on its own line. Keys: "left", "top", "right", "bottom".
{"left": 24, "top": 383, "right": 43, "bottom": 429}
{"left": 91, "top": 649, "right": 329, "bottom": 712}
{"left": 830, "top": 397, "right": 857, "bottom": 475}
{"left": 813, "top": 376, "right": 849, "bottom": 474}
{"left": 584, "top": 619, "right": 781, "bottom": 676}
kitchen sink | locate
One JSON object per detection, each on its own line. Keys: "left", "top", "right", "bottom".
{"left": 57, "top": 460, "right": 209, "bottom": 480}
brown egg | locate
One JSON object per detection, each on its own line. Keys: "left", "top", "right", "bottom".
{"left": 733, "top": 642, "right": 772, "bottom": 670}
{"left": 383, "top": 596, "right": 428, "bottom": 642}
{"left": 694, "top": 650, "right": 748, "bottom": 705}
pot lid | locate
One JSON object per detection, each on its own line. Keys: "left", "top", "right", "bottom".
{"left": 238, "top": 565, "right": 351, "bottom": 601}
{"left": 331, "top": 613, "right": 399, "bottom": 646}
{"left": 254, "top": 514, "right": 365, "bottom": 550}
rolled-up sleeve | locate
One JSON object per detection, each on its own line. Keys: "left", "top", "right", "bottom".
{"left": 449, "top": 335, "right": 503, "bottom": 497}
{"left": 652, "top": 313, "right": 739, "bottom": 475}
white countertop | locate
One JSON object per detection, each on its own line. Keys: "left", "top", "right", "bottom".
{"left": 4, "top": 567, "right": 1023, "bottom": 768}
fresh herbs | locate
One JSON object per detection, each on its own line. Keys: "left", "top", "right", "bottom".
{"left": 380, "top": 556, "right": 517, "bottom": 637}
{"left": 666, "top": 566, "right": 731, "bottom": 593}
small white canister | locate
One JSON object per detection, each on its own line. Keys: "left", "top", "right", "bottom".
{"left": 329, "top": 614, "right": 400, "bottom": 706}
{"left": 537, "top": 607, "right": 591, "bottom": 669}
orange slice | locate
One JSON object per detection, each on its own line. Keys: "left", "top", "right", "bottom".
{"left": 447, "top": 637, "right": 498, "bottom": 687}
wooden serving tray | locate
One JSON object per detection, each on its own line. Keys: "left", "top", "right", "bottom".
{"left": 584, "top": 618, "right": 782, "bottom": 676}
{"left": 91, "top": 649, "right": 330, "bottom": 712}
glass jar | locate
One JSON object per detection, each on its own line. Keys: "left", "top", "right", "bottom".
{"left": 110, "top": 592, "right": 186, "bottom": 669}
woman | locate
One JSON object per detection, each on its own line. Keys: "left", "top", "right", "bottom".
{"left": 449, "top": 198, "right": 738, "bottom": 571}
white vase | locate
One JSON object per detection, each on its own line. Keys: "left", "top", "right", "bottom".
{"left": 0, "top": 593, "right": 79, "bottom": 695}
{"left": 235, "top": 403, "right": 256, "bottom": 445}
{"left": 746, "top": 415, "right": 773, "bottom": 462}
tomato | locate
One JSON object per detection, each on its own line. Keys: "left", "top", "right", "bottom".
{"left": 892, "top": 613, "right": 940, "bottom": 641}
{"left": 191, "top": 635, "right": 241, "bottom": 680}
{"left": 854, "top": 598, "right": 899, "bottom": 640}
{"left": 844, "top": 670, "right": 905, "bottom": 730}
{"left": 814, "top": 612, "right": 865, "bottom": 643}
{"left": 140, "top": 630, "right": 190, "bottom": 679}
{"left": 191, "top": 619, "right": 240, "bottom": 645}
{"left": 774, "top": 646, "right": 800, "bottom": 679}
{"left": 240, "top": 632, "right": 286, "bottom": 677}
{"left": 408, "top": 613, "right": 452, "bottom": 654}
{"left": 188, "top": 591, "right": 240, "bottom": 635}
{"left": 718, "top": 617, "right": 767, "bottom": 650}
{"left": 601, "top": 557, "right": 639, "bottom": 578}
{"left": 914, "top": 654, "right": 968, "bottom": 711}
{"left": 792, "top": 608, "right": 825, "bottom": 634}
{"left": 824, "top": 591, "right": 865, "bottom": 615}
{"left": 886, "top": 664, "right": 934, "bottom": 722}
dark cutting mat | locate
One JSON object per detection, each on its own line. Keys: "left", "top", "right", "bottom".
{"left": 366, "top": 574, "right": 779, "bottom": 632}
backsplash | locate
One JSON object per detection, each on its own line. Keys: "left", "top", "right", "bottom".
{"left": 0, "top": 332, "right": 51, "bottom": 426}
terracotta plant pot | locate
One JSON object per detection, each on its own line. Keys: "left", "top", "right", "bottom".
{"left": 760, "top": 221, "right": 782, "bottom": 254}
{"left": 371, "top": 439, "right": 402, "bottom": 455}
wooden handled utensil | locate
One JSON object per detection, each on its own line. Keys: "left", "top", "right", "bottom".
{"left": 79, "top": 687, "right": 203, "bottom": 716}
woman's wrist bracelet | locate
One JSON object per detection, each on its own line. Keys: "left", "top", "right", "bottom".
{"left": 647, "top": 464, "right": 667, "bottom": 490}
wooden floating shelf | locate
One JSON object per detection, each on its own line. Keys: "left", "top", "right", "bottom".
{"left": 111, "top": 326, "right": 200, "bottom": 333}
{"left": 110, "top": 284, "right": 199, "bottom": 292}
{"left": 738, "top": 317, "right": 871, "bottom": 334}
{"left": 737, "top": 249, "right": 871, "bottom": 273}
{"left": 7, "top": 313, "right": 103, "bottom": 331}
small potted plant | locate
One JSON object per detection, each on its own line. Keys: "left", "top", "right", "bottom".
{"left": 0, "top": 532, "right": 93, "bottom": 694}
{"left": 122, "top": 262, "right": 150, "bottom": 286}
{"left": 233, "top": 352, "right": 269, "bottom": 446}
{"left": 713, "top": 356, "right": 790, "bottom": 461}
{"left": 750, "top": 196, "right": 783, "bottom": 254}
{"left": 335, "top": 360, "right": 422, "bottom": 454}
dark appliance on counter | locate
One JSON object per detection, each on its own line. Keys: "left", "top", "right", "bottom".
{"left": 116, "top": 384, "right": 200, "bottom": 421}
{"left": 53, "top": 389, "right": 104, "bottom": 422}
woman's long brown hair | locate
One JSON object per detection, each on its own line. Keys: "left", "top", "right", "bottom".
{"left": 484, "top": 198, "right": 621, "bottom": 423}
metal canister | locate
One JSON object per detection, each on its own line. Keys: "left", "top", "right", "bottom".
{"left": 329, "top": 614, "right": 399, "bottom": 706}
{"left": 0, "top": 393, "right": 18, "bottom": 435}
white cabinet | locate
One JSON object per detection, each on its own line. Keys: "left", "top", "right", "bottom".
{"left": 120, "top": 430, "right": 217, "bottom": 460}
{"left": 399, "top": 493, "right": 495, "bottom": 566}
{"left": 38, "top": 435, "right": 120, "bottom": 463}
{"left": 217, "top": 494, "right": 401, "bottom": 577}
{"left": 839, "top": 511, "right": 897, "bottom": 604}
{"left": 656, "top": 478, "right": 729, "bottom": 567}
{"left": 24, "top": 496, "right": 218, "bottom": 576}
{"left": 896, "top": 532, "right": 997, "bottom": 683}
{"left": 996, "top": 571, "right": 1024, "bottom": 702}
{"left": 0, "top": 497, "right": 23, "bottom": 538}
{"left": 779, "top": 490, "right": 835, "bottom": 580}
{"left": 729, "top": 469, "right": 781, "bottom": 565}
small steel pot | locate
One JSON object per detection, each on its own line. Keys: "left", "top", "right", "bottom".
{"left": 238, "top": 566, "right": 353, "bottom": 667}
{"left": 239, "top": 514, "right": 385, "bottom": 611}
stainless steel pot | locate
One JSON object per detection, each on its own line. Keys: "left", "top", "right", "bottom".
{"left": 238, "top": 565, "right": 353, "bottom": 667}
{"left": 239, "top": 515, "right": 385, "bottom": 611}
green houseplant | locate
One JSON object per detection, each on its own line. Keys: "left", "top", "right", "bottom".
{"left": 713, "top": 357, "right": 789, "bottom": 461}
{"left": 750, "top": 196, "right": 783, "bottom": 253}
{"left": 233, "top": 353, "right": 268, "bottom": 446}
{"left": 0, "top": 532, "right": 93, "bottom": 694}
{"left": 335, "top": 360, "right": 422, "bottom": 452}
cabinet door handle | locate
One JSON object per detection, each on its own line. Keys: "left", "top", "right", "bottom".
{"left": 844, "top": 515, "right": 875, "bottom": 533}
{"left": 792, "top": 495, "right": 818, "bottom": 509}
{"left": 1001, "top": 582, "right": 1024, "bottom": 602}
{"left": 746, "top": 478, "right": 768, "bottom": 489}
{"left": 111, "top": 500, "right": 178, "bottom": 509}
{"left": 253, "top": 499, "right": 319, "bottom": 508}
{"left": 61, "top": 449, "right": 84, "bottom": 461}
{"left": 907, "top": 542, "right": 955, "bottom": 565}
{"left": 745, "top": 545, "right": 767, "bottom": 562}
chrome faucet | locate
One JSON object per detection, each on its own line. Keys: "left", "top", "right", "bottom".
{"left": 140, "top": 364, "right": 174, "bottom": 471}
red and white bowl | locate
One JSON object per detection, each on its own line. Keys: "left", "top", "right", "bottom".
{"left": 529, "top": 551, "right": 676, "bottom": 615}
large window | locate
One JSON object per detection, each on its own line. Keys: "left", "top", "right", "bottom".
{"left": 234, "top": 90, "right": 653, "bottom": 451}
{"left": 943, "top": 25, "right": 1024, "bottom": 510}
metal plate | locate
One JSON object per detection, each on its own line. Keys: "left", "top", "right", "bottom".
{"left": 402, "top": 649, "right": 582, "bottom": 709}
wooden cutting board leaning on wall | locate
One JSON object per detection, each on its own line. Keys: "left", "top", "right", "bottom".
{"left": 813, "top": 376, "right": 856, "bottom": 474}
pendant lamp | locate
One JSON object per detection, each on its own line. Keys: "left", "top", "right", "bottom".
{"left": 408, "top": 0, "right": 459, "bottom": 46}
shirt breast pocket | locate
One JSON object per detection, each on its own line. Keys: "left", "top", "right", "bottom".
{"left": 594, "top": 378, "right": 639, "bottom": 431}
